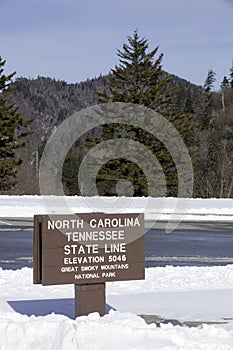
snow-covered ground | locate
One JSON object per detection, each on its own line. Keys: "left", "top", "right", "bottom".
{"left": 1, "top": 195, "right": 233, "bottom": 222}
{"left": 1, "top": 266, "right": 233, "bottom": 349}
{"left": 1, "top": 196, "right": 233, "bottom": 349}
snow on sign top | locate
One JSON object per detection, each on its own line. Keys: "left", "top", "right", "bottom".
{"left": 33, "top": 212, "right": 145, "bottom": 286}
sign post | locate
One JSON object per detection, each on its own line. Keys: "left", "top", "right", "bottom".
{"left": 74, "top": 283, "right": 106, "bottom": 317}
{"left": 34, "top": 213, "right": 145, "bottom": 317}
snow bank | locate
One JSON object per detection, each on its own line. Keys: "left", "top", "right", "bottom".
{"left": 1, "top": 195, "right": 233, "bottom": 221}
{"left": 1, "top": 311, "right": 233, "bottom": 350}
{"left": 1, "top": 266, "right": 233, "bottom": 349}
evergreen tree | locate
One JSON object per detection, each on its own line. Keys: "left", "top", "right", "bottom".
{"left": 97, "top": 30, "right": 174, "bottom": 196}
{"left": 201, "top": 69, "right": 216, "bottom": 128}
{"left": 204, "top": 69, "right": 216, "bottom": 92}
{"left": 95, "top": 30, "right": 194, "bottom": 197}
{"left": 0, "top": 56, "right": 32, "bottom": 190}
{"left": 98, "top": 29, "right": 170, "bottom": 110}
{"left": 220, "top": 76, "right": 230, "bottom": 90}
{"left": 220, "top": 76, "right": 230, "bottom": 114}
{"left": 229, "top": 60, "right": 233, "bottom": 88}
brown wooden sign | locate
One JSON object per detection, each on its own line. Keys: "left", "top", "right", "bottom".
{"left": 34, "top": 213, "right": 145, "bottom": 286}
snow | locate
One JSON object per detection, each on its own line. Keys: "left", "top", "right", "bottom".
{"left": 1, "top": 195, "right": 233, "bottom": 222}
{"left": 1, "top": 196, "right": 233, "bottom": 348}
{"left": 1, "top": 266, "right": 233, "bottom": 349}
{"left": 1, "top": 311, "right": 233, "bottom": 350}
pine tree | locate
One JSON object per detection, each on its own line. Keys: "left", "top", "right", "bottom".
{"left": 220, "top": 76, "right": 230, "bottom": 114}
{"left": 96, "top": 31, "right": 173, "bottom": 196}
{"left": 98, "top": 29, "right": 170, "bottom": 110}
{"left": 204, "top": 69, "right": 216, "bottom": 92}
{"left": 94, "top": 30, "right": 195, "bottom": 197}
{"left": 229, "top": 60, "right": 233, "bottom": 88}
{"left": 201, "top": 69, "right": 216, "bottom": 128}
{"left": 0, "top": 56, "right": 32, "bottom": 190}
{"left": 220, "top": 76, "right": 230, "bottom": 90}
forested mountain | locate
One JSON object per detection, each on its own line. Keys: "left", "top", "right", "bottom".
{"left": 4, "top": 71, "right": 233, "bottom": 198}
{"left": 6, "top": 75, "right": 109, "bottom": 155}
{"left": 8, "top": 72, "right": 197, "bottom": 153}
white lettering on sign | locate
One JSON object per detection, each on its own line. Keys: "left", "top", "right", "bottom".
{"left": 101, "top": 272, "right": 116, "bottom": 278}
{"left": 65, "top": 230, "right": 125, "bottom": 242}
{"left": 108, "top": 255, "right": 127, "bottom": 262}
{"left": 101, "top": 264, "right": 129, "bottom": 270}
{"left": 64, "top": 255, "right": 105, "bottom": 265}
{"left": 64, "top": 244, "right": 99, "bottom": 255}
{"left": 61, "top": 266, "right": 79, "bottom": 273}
{"left": 104, "top": 243, "right": 126, "bottom": 253}
{"left": 81, "top": 265, "right": 98, "bottom": 271}
{"left": 75, "top": 273, "right": 100, "bottom": 280}
{"left": 90, "top": 217, "right": 140, "bottom": 228}
{"left": 48, "top": 219, "right": 84, "bottom": 230}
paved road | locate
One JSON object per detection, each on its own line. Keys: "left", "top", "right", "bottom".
{"left": 1, "top": 218, "right": 233, "bottom": 270}
{"left": 0, "top": 217, "right": 33, "bottom": 228}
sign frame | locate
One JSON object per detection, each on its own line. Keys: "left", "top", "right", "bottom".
{"left": 34, "top": 212, "right": 145, "bottom": 286}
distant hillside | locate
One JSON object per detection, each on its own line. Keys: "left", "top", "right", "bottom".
{"left": 8, "top": 71, "right": 233, "bottom": 198}
{"left": 7, "top": 75, "right": 109, "bottom": 156}
{"left": 7, "top": 72, "right": 200, "bottom": 157}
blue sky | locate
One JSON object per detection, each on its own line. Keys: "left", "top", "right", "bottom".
{"left": 1, "top": 0, "right": 232, "bottom": 90}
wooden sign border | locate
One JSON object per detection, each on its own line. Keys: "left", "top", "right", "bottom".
{"left": 33, "top": 213, "right": 145, "bottom": 286}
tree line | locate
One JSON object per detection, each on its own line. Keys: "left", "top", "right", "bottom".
{"left": 1, "top": 30, "right": 233, "bottom": 197}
